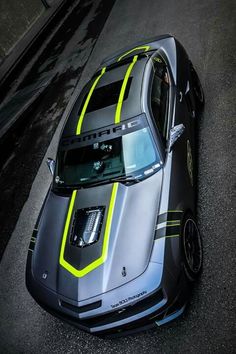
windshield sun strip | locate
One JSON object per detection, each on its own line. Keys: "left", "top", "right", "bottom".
{"left": 60, "top": 116, "right": 148, "bottom": 150}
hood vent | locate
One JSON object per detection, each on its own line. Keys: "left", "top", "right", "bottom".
{"left": 70, "top": 206, "right": 105, "bottom": 248}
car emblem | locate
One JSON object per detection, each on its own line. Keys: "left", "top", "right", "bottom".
{"left": 42, "top": 271, "right": 48, "bottom": 280}
{"left": 122, "top": 267, "right": 127, "bottom": 277}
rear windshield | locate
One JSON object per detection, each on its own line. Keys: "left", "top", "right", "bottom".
{"left": 79, "top": 78, "right": 132, "bottom": 114}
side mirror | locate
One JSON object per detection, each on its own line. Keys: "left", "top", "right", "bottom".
{"left": 168, "top": 124, "right": 185, "bottom": 152}
{"left": 46, "top": 158, "right": 55, "bottom": 175}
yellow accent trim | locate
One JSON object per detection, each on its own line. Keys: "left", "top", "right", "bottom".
{"left": 167, "top": 220, "right": 180, "bottom": 224}
{"left": 76, "top": 67, "right": 106, "bottom": 135}
{"left": 165, "top": 224, "right": 180, "bottom": 227}
{"left": 165, "top": 234, "right": 180, "bottom": 238}
{"left": 115, "top": 55, "right": 138, "bottom": 124}
{"left": 156, "top": 234, "right": 180, "bottom": 241}
{"left": 117, "top": 46, "right": 150, "bottom": 62}
{"left": 153, "top": 57, "right": 163, "bottom": 63}
{"left": 59, "top": 183, "right": 118, "bottom": 277}
{"left": 168, "top": 210, "right": 183, "bottom": 213}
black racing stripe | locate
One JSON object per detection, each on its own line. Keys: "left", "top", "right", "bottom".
{"left": 78, "top": 78, "right": 132, "bottom": 115}
{"left": 29, "top": 241, "right": 35, "bottom": 251}
{"left": 157, "top": 213, "right": 168, "bottom": 224}
{"left": 27, "top": 187, "right": 50, "bottom": 254}
{"left": 157, "top": 211, "right": 183, "bottom": 224}
{"left": 155, "top": 225, "right": 180, "bottom": 240}
{"left": 32, "top": 229, "right": 38, "bottom": 240}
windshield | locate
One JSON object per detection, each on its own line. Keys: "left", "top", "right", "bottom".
{"left": 55, "top": 116, "right": 161, "bottom": 188}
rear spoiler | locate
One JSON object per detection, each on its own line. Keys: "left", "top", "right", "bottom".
{"left": 99, "top": 34, "right": 173, "bottom": 68}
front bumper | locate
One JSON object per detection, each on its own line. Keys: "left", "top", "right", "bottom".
{"left": 26, "top": 251, "right": 190, "bottom": 336}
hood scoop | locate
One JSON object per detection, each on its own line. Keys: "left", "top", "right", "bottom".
{"left": 70, "top": 206, "right": 105, "bottom": 248}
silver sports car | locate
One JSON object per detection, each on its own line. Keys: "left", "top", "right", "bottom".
{"left": 26, "top": 34, "right": 204, "bottom": 337}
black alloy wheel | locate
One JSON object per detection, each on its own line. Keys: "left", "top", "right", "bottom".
{"left": 182, "top": 216, "right": 203, "bottom": 281}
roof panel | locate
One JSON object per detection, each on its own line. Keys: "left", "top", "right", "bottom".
{"left": 62, "top": 56, "right": 148, "bottom": 137}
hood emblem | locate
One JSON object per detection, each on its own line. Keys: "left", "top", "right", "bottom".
{"left": 70, "top": 207, "right": 105, "bottom": 248}
{"left": 122, "top": 267, "right": 127, "bottom": 277}
{"left": 42, "top": 271, "right": 48, "bottom": 280}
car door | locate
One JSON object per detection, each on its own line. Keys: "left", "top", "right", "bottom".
{"left": 149, "top": 54, "right": 195, "bottom": 212}
{"left": 170, "top": 57, "right": 195, "bottom": 212}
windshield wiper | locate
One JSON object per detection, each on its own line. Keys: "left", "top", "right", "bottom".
{"left": 80, "top": 175, "right": 140, "bottom": 188}
{"left": 54, "top": 175, "right": 141, "bottom": 191}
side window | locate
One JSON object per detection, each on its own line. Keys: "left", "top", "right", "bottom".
{"left": 150, "top": 58, "right": 169, "bottom": 143}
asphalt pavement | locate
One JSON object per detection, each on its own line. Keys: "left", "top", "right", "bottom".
{"left": 0, "top": 0, "right": 115, "bottom": 258}
{"left": 0, "top": 0, "right": 235, "bottom": 353}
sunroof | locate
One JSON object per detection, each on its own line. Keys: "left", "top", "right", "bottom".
{"left": 79, "top": 77, "right": 132, "bottom": 114}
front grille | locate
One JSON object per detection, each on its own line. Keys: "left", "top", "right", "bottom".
{"left": 60, "top": 299, "right": 102, "bottom": 314}
{"left": 79, "top": 289, "right": 163, "bottom": 328}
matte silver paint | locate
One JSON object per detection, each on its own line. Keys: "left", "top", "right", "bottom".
{"left": 26, "top": 35, "right": 202, "bottom": 335}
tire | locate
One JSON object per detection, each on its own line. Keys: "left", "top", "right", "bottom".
{"left": 182, "top": 213, "right": 203, "bottom": 282}
{"left": 190, "top": 65, "right": 204, "bottom": 111}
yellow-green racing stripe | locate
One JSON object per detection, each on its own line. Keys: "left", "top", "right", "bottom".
{"left": 76, "top": 67, "right": 106, "bottom": 135}
{"left": 117, "top": 45, "right": 150, "bottom": 62}
{"left": 115, "top": 55, "right": 138, "bottom": 124}
{"left": 59, "top": 183, "right": 118, "bottom": 277}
